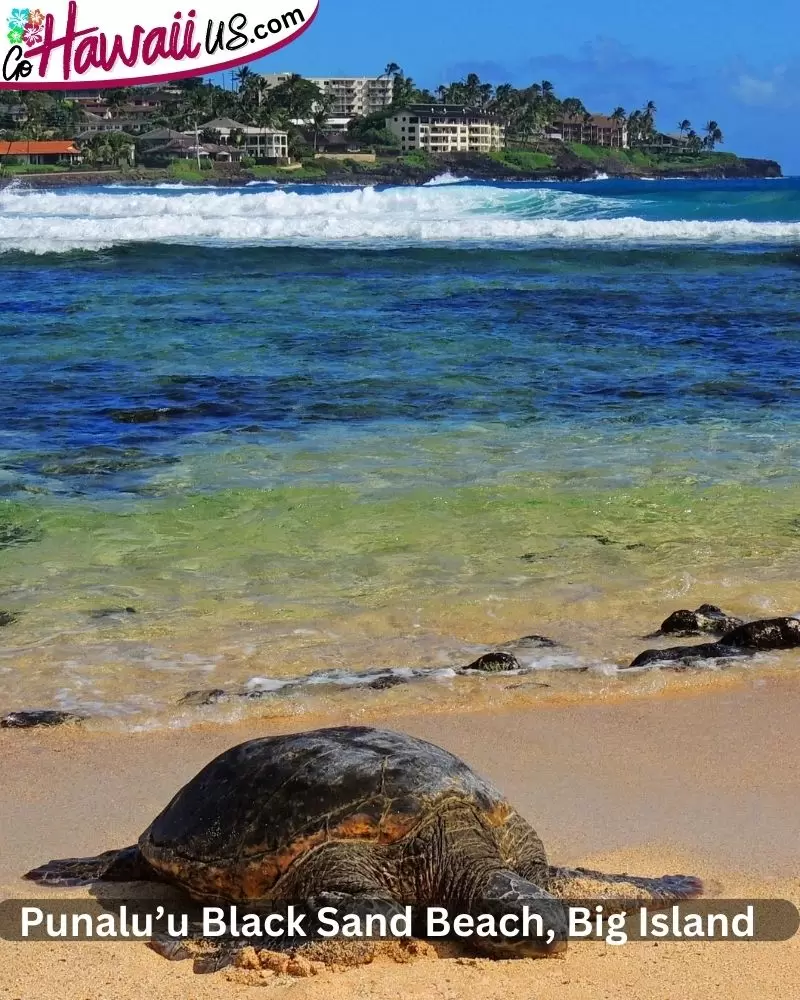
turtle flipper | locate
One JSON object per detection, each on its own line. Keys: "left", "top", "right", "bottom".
{"left": 24, "top": 845, "right": 153, "bottom": 886}
{"left": 149, "top": 928, "right": 243, "bottom": 973}
{"left": 546, "top": 865, "right": 703, "bottom": 903}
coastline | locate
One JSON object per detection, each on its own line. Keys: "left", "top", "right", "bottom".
{"left": 2, "top": 678, "right": 799, "bottom": 997}
{"left": 0, "top": 152, "right": 783, "bottom": 191}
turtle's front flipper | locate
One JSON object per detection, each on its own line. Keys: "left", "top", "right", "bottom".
{"left": 24, "top": 845, "right": 154, "bottom": 887}
{"left": 546, "top": 866, "right": 703, "bottom": 904}
{"left": 149, "top": 927, "right": 244, "bottom": 974}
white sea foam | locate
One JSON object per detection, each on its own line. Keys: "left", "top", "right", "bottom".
{"left": 0, "top": 183, "right": 797, "bottom": 252}
{"left": 422, "top": 172, "right": 471, "bottom": 186}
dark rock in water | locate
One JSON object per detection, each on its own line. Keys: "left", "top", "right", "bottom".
{"left": 627, "top": 616, "right": 800, "bottom": 668}
{"left": 626, "top": 642, "right": 749, "bottom": 669}
{"left": 658, "top": 604, "right": 743, "bottom": 638}
{"left": 179, "top": 689, "right": 227, "bottom": 707}
{"left": 39, "top": 448, "right": 179, "bottom": 478}
{"left": 718, "top": 617, "right": 800, "bottom": 651}
{"left": 368, "top": 674, "right": 408, "bottom": 691}
{"left": 1, "top": 709, "right": 85, "bottom": 729}
{"left": 107, "top": 407, "right": 187, "bottom": 424}
{"left": 501, "top": 634, "right": 559, "bottom": 650}
{"left": 89, "top": 606, "right": 137, "bottom": 619}
{"left": 461, "top": 651, "right": 521, "bottom": 673}
{"left": 0, "top": 610, "right": 18, "bottom": 627}
{"left": 0, "top": 523, "right": 43, "bottom": 549}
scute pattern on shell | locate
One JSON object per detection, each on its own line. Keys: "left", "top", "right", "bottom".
{"left": 140, "top": 727, "right": 508, "bottom": 898}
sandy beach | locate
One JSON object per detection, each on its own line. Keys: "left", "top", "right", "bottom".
{"left": 1, "top": 676, "right": 798, "bottom": 999}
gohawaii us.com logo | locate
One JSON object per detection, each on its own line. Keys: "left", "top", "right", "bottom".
{"left": 1, "top": 0, "right": 318, "bottom": 88}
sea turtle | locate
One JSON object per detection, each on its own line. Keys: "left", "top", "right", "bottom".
{"left": 25, "top": 726, "right": 701, "bottom": 967}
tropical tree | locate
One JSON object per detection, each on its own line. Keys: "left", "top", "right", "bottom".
{"left": 703, "top": 120, "right": 723, "bottom": 149}
{"left": 83, "top": 130, "right": 134, "bottom": 166}
{"left": 686, "top": 129, "right": 703, "bottom": 152}
{"left": 562, "top": 97, "right": 587, "bottom": 118}
{"left": 309, "top": 95, "right": 333, "bottom": 152}
{"left": 677, "top": 118, "right": 691, "bottom": 137}
{"left": 234, "top": 66, "right": 256, "bottom": 92}
{"left": 268, "top": 74, "right": 324, "bottom": 122}
{"left": 389, "top": 72, "right": 416, "bottom": 108}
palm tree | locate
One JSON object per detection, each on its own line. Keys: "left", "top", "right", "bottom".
{"left": 677, "top": 118, "right": 691, "bottom": 137}
{"left": 611, "top": 106, "right": 626, "bottom": 124}
{"left": 627, "top": 109, "right": 642, "bottom": 145}
{"left": 641, "top": 100, "right": 657, "bottom": 141}
{"left": 383, "top": 62, "right": 401, "bottom": 78}
{"left": 309, "top": 95, "right": 333, "bottom": 152}
{"left": 234, "top": 66, "right": 255, "bottom": 92}
{"left": 703, "top": 120, "right": 723, "bottom": 149}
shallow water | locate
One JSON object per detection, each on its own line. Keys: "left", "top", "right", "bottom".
{"left": 1, "top": 177, "right": 799, "bottom": 726}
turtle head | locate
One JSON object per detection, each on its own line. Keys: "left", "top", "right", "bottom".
{"left": 468, "top": 870, "right": 569, "bottom": 958}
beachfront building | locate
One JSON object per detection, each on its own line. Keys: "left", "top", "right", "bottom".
{"left": 0, "top": 140, "right": 82, "bottom": 165}
{"left": 550, "top": 114, "right": 628, "bottom": 148}
{"left": 262, "top": 74, "right": 394, "bottom": 117}
{"left": 637, "top": 131, "right": 692, "bottom": 152}
{"left": 77, "top": 112, "right": 143, "bottom": 136}
{"left": 385, "top": 105, "right": 505, "bottom": 153}
{"left": 198, "top": 118, "right": 289, "bottom": 161}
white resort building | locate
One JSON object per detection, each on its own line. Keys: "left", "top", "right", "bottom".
{"left": 385, "top": 105, "right": 505, "bottom": 153}
{"left": 262, "top": 74, "right": 394, "bottom": 117}
{"left": 199, "top": 118, "right": 289, "bottom": 160}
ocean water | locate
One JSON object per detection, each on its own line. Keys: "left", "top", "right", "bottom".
{"left": 1, "top": 176, "right": 799, "bottom": 727}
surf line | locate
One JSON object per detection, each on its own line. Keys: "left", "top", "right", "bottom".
{"left": 21, "top": 2, "right": 201, "bottom": 79}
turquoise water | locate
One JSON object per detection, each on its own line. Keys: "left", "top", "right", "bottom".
{"left": 1, "top": 176, "right": 799, "bottom": 724}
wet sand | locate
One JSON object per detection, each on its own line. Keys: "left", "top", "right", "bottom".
{"left": 1, "top": 677, "right": 798, "bottom": 998}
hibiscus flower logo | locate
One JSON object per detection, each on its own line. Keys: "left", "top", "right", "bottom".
{"left": 6, "top": 7, "right": 28, "bottom": 42}
{"left": 6, "top": 7, "right": 47, "bottom": 46}
{"left": 23, "top": 19, "right": 42, "bottom": 44}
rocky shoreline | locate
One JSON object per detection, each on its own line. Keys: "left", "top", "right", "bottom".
{"left": 3, "top": 606, "right": 799, "bottom": 728}
{"left": 0, "top": 151, "right": 783, "bottom": 191}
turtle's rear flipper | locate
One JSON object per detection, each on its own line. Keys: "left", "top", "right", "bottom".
{"left": 24, "top": 845, "right": 151, "bottom": 886}
{"left": 547, "top": 865, "right": 703, "bottom": 905}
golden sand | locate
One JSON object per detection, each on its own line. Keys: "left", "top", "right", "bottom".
{"left": 1, "top": 678, "right": 799, "bottom": 998}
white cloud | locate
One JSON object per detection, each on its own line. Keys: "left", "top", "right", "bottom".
{"left": 733, "top": 74, "right": 777, "bottom": 106}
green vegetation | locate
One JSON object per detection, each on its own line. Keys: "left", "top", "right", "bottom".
{"left": 167, "top": 161, "right": 213, "bottom": 182}
{"left": 565, "top": 142, "right": 739, "bottom": 171}
{"left": 0, "top": 163, "right": 68, "bottom": 175}
{"left": 0, "top": 61, "right": 772, "bottom": 183}
{"left": 490, "top": 149, "right": 555, "bottom": 171}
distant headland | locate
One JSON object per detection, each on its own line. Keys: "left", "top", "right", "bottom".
{"left": 0, "top": 65, "right": 782, "bottom": 186}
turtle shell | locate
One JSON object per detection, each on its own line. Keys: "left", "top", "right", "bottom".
{"left": 140, "top": 726, "right": 509, "bottom": 900}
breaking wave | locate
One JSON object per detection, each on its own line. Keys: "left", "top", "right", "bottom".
{"left": 1, "top": 182, "right": 799, "bottom": 253}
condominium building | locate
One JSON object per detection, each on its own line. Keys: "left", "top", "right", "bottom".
{"left": 262, "top": 74, "right": 394, "bottom": 117}
{"left": 550, "top": 114, "right": 628, "bottom": 148}
{"left": 386, "top": 105, "right": 505, "bottom": 153}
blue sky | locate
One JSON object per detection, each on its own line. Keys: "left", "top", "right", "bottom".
{"left": 240, "top": 0, "right": 800, "bottom": 172}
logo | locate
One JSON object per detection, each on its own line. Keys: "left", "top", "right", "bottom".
{"left": 1, "top": 0, "right": 318, "bottom": 88}
{"left": 6, "top": 8, "right": 47, "bottom": 48}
